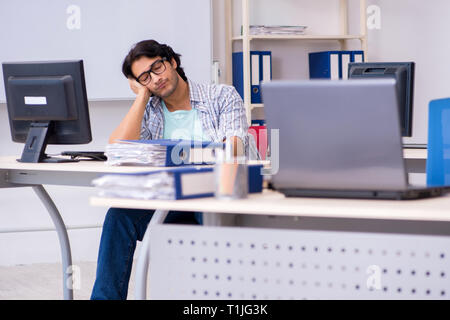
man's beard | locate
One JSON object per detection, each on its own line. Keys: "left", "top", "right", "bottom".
{"left": 153, "top": 74, "right": 179, "bottom": 99}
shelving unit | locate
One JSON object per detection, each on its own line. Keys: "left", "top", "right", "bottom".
{"left": 225, "top": 0, "right": 368, "bottom": 124}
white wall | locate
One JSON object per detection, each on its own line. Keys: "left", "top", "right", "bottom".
{"left": 0, "top": 0, "right": 212, "bottom": 101}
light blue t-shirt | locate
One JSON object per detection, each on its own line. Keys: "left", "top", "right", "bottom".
{"left": 162, "top": 100, "right": 206, "bottom": 141}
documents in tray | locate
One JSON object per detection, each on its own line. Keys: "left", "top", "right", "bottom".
{"left": 105, "top": 139, "right": 224, "bottom": 166}
{"left": 93, "top": 164, "right": 263, "bottom": 200}
{"left": 92, "top": 167, "right": 215, "bottom": 200}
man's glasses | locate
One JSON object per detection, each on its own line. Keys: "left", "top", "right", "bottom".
{"left": 136, "top": 57, "right": 168, "bottom": 85}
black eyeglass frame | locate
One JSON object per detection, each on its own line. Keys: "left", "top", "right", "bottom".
{"left": 135, "top": 57, "right": 168, "bottom": 85}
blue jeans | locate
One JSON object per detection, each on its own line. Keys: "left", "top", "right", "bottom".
{"left": 91, "top": 208, "right": 202, "bottom": 300}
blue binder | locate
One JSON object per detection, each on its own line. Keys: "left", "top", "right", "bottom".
{"left": 340, "top": 50, "right": 365, "bottom": 79}
{"left": 102, "top": 167, "right": 215, "bottom": 200}
{"left": 426, "top": 98, "right": 450, "bottom": 186}
{"left": 350, "top": 50, "right": 365, "bottom": 63}
{"left": 101, "top": 164, "right": 264, "bottom": 200}
{"left": 309, "top": 50, "right": 365, "bottom": 79}
{"left": 251, "top": 51, "right": 261, "bottom": 103}
{"left": 309, "top": 51, "right": 342, "bottom": 79}
{"left": 232, "top": 52, "right": 244, "bottom": 100}
{"left": 232, "top": 51, "right": 272, "bottom": 103}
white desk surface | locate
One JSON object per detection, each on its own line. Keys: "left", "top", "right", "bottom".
{"left": 403, "top": 148, "right": 427, "bottom": 159}
{"left": 0, "top": 156, "right": 165, "bottom": 173}
{"left": 90, "top": 188, "right": 450, "bottom": 223}
{"left": 0, "top": 156, "right": 270, "bottom": 173}
{"left": 0, "top": 156, "right": 267, "bottom": 187}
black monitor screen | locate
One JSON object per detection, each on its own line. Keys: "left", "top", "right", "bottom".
{"left": 348, "top": 62, "right": 415, "bottom": 137}
{"left": 2, "top": 60, "right": 92, "bottom": 162}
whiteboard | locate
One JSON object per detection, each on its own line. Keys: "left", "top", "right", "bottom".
{"left": 0, "top": 0, "right": 212, "bottom": 101}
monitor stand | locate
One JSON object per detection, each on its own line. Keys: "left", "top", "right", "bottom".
{"left": 18, "top": 121, "right": 78, "bottom": 163}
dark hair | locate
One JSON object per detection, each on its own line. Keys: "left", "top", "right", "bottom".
{"left": 122, "top": 39, "right": 187, "bottom": 81}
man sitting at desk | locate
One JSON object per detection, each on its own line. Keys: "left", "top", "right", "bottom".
{"left": 91, "top": 39, "right": 257, "bottom": 299}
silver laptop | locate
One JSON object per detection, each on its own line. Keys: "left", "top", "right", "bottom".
{"left": 261, "top": 79, "right": 446, "bottom": 200}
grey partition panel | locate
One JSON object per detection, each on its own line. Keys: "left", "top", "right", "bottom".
{"left": 149, "top": 225, "right": 450, "bottom": 300}
{"left": 0, "top": 0, "right": 212, "bottom": 101}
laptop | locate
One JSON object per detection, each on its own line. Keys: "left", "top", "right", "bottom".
{"left": 261, "top": 79, "right": 447, "bottom": 200}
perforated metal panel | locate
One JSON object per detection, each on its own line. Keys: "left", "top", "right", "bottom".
{"left": 148, "top": 225, "right": 450, "bottom": 300}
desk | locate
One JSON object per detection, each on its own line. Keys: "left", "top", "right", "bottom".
{"left": 0, "top": 148, "right": 429, "bottom": 299}
{"left": 91, "top": 188, "right": 450, "bottom": 222}
{"left": 0, "top": 148, "right": 426, "bottom": 186}
{"left": 91, "top": 190, "right": 450, "bottom": 300}
{"left": 0, "top": 156, "right": 164, "bottom": 300}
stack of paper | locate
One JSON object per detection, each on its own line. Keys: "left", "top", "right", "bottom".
{"left": 92, "top": 167, "right": 215, "bottom": 200}
{"left": 248, "top": 25, "right": 307, "bottom": 35}
{"left": 105, "top": 141, "right": 167, "bottom": 166}
{"left": 105, "top": 139, "right": 223, "bottom": 166}
{"left": 93, "top": 171, "right": 175, "bottom": 200}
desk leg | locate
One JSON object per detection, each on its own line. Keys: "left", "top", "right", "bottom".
{"left": 32, "top": 185, "right": 73, "bottom": 300}
{"left": 134, "top": 209, "right": 169, "bottom": 300}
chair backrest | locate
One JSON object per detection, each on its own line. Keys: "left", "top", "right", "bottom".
{"left": 426, "top": 98, "right": 450, "bottom": 186}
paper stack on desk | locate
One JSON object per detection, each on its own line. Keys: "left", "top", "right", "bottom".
{"left": 92, "top": 164, "right": 264, "bottom": 200}
{"left": 105, "top": 139, "right": 223, "bottom": 166}
{"left": 92, "top": 167, "right": 216, "bottom": 200}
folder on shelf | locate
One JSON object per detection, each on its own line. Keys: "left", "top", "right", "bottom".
{"left": 232, "top": 52, "right": 244, "bottom": 101}
{"left": 251, "top": 53, "right": 261, "bottom": 103}
{"left": 232, "top": 51, "right": 272, "bottom": 103}
{"left": 352, "top": 51, "right": 364, "bottom": 63}
{"left": 105, "top": 139, "right": 224, "bottom": 166}
{"left": 309, "top": 51, "right": 341, "bottom": 80}
{"left": 341, "top": 52, "right": 351, "bottom": 80}
{"left": 309, "top": 50, "right": 365, "bottom": 80}
{"left": 92, "top": 164, "right": 264, "bottom": 200}
{"left": 344, "top": 50, "right": 365, "bottom": 79}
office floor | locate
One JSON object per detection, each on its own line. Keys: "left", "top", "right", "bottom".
{"left": 0, "top": 260, "right": 140, "bottom": 300}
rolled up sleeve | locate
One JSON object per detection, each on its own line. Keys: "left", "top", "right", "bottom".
{"left": 218, "top": 86, "right": 260, "bottom": 160}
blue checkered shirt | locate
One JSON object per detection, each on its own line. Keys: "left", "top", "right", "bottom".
{"left": 140, "top": 79, "right": 259, "bottom": 159}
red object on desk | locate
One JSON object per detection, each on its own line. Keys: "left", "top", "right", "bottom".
{"left": 249, "top": 125, "right": 267, "bottom": 160}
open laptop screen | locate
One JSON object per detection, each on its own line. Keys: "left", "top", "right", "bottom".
{"left": 261, "top": 79, "right": 408, "bottom": 192}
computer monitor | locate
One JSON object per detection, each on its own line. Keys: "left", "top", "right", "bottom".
{"left": 2, "top": 60, "right": 92, "bottom": 163}
{"left": 348, "top": 62, "right": 415, "bottom": 137}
